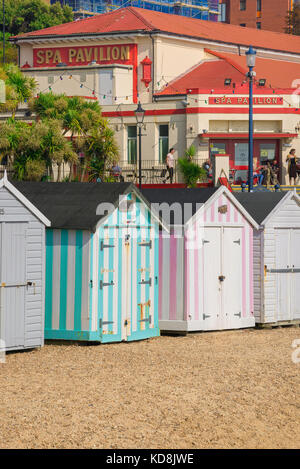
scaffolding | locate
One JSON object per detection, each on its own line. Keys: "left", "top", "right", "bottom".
{"left": 57, "top": 0, "right": 221, "bottom": 20}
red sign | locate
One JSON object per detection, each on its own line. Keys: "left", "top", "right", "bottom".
{"left": 209, "top": 96, "right": 283, "bottom": 105}
{"left": 33, "top": 44, "right": 136, "bottom": 67}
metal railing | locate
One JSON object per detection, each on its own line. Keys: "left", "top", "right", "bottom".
{"left": 102, "top": 159, "right": 211, "bottom": 184}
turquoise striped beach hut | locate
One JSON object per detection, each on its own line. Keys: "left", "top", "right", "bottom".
{"left": 12, "top": 182, "right": 161, "bottom": 343}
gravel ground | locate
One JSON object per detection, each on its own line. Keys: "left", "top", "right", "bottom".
{"left": 0, "top": 327, "right": 300, "bottom": 449}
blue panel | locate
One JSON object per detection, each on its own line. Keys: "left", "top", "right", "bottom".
{"left": 89, "top": 232, "right": 94, "bottom": 331}
{"left": 74, "top": 230, "right": 83, "bottom": 331}
{"left": 59, "top": 230, "right": 68, "bottom": 331}
{"left": 45, "top": 329, "right": 101, "bottom": 342}
{"left": 98, "top": 226, "right": 104, "bottom": 341}
{"left": 108, "top": 226, "right": 114, "bottom": 334}
{"left": 45, "top": 230, "right": 53, "bottom": 331}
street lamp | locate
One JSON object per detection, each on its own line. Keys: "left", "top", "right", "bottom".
{"left": 246, "top": 46, "right": 256, "bottom": 192}
{"left": 134, "top": 101, "right": 145, "bottom": 190}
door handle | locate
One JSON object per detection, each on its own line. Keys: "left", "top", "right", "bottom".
{"left": 218, "top": 275, "right": 225, "bottom": 282}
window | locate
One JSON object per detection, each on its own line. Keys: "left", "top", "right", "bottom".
{"left": 257, "top": 0, "right": 261, "bottom": 12}
{"left": 240, "top": 0, "right": 246, "bottom": 11}
{"left": 159, "top": 125, "right": 169, "bottom": 163}
{"left": 260, "top": 143, "right": 276, "bottom": 163}
{"left": 240, "top": 23, "right": 246, "bottom": 27}
{"left": 127, "top": 126, "right": 137, "bottom": 164}
{"left": 256, "top": 22, "right": 261, "bottom": 29}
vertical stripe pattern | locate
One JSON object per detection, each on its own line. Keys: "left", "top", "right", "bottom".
{"left": 159, "top": 191, "right": 254, "bottom": 332}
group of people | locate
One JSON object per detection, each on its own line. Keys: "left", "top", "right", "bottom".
{"left": 103, "top": 148, "right": 299, "bottom": 187}
{"left": 252, "top": 157, "right": 280, "bottom": 186}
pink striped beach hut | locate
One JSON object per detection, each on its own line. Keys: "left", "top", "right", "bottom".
{"left": 142, "top": 186, "right": 259, "bottom": 333}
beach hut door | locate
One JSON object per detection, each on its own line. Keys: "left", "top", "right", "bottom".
{"left": 222, "top": 227, "right": 243, "bottom": 329}
{"left": 126, "top": 227, "right": 153, "bottom": 341}
{"left": 0, "top": 222, "right": 27, "bottom": 349}
{"left": 99, "top": 229, "right": 122, "bottom": 343}
{"left": 291, "top": 229, "right": 300, "bottom": 319}
{"left": 202, "top": 228, "right": 222, "bottom": 330}
{"left": 275, "top": 230, "right": 291, "bottom": 321}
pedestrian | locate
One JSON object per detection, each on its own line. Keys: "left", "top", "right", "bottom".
{"left": 286, "top": 149, "right": 298, "bottom": 185}
{"left": 163, "top": 148, "right": 175, "bottom": 184}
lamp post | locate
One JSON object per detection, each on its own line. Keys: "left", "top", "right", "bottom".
{"left": 246, "top": 46, "right": 256, "bottom": 192}
{"left": 134, "top": 101, "right": 145, "bottom": 190}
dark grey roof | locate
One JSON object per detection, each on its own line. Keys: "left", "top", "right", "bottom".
{"left": 142, "top": 187, "right": 219, "bottom": 225}
{"left": 234, "top": 192, "right": 287, "bottom": 225}
{"left": 11, "top": 181, "right": 137, "bottom": 231}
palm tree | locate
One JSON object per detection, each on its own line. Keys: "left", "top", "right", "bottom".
{"left": 1, "top": 65, "right": 37, "bottom": 118}
{"left": 31, "top": 93, "right": 118, "bottom": 181}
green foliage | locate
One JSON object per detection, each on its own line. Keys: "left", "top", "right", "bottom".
{"left": 25, "top": 159, "right": 46, "bottom": 181}
{"left": 286, "top": 5, "right": 300, "bottom": 35}
{"left": 0, "top": 119, "right": 78, "bottom": 181}
{"left": 0, "top": 0, "right": 73, "bottom": 63}
{"left": 88, "top": 157, "right": 105, "bottom": 182}
{"left": 0, "top": 64, "right": 37, "bottom": 115}
{"left": 31, "top": 92, "right": 119, "bottom": 181}
{"left": 184, "top": 144, "right": 196, "bottom": 160}
{"left": 0, "top": 0, "right": 73, "bottom": 36}
{"left": 178, "top": 146, "right": 206, "bottom": 188}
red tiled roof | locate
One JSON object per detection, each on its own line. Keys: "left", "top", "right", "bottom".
{"left": 156, "top": 50, "right": 300, "bottom": 95}
{"left": 156, "top": 60, "right": 245, "bottom": 95}
{"left": 12, "top": 7, "right": 300, "bottom": 56}
{"left": 207, "top": 50, "right": 300, "bottom": 90}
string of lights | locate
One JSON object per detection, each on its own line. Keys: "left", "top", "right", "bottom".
{"left": 35, "top": 70, "right": 300, "bottom": 111}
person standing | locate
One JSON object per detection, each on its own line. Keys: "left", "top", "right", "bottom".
{"left": 164, "top": 148, "right": 175, "bottom": 184}
{"left": 286, "top": 149, "right": 298, "bottom": 185}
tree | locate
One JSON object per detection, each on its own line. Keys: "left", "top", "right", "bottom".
{"left": 0, "top": 119, "right": 78, "bottom": 181}
{"left": 286, "top": 5, "right": 300, "bottom": 35}
{"left": 0, "top": 64, "right": 37, "bottom": 117}
{"left": 0, "top": 0, "right": 73, "bottom": 36}
{"left": 30, "top": 93, "right": 119, "bottom": 181}
{"left": 0, "top": 0, "right": 73, "bottom": 63}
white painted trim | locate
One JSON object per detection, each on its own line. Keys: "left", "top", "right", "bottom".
{"left": 261, "top": 191, "right": 300, "bottom": 226}
{"left": 0, "top": 177, "right": 51, "bottom": 227}
{"left": 186, "top": 186, "right": 259, "bottom": 230}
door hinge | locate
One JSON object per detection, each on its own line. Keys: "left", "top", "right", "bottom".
{"left": 234, "top": 239, "right": 241, "bottom": 245}
{"left": 138, "top": 240, "right": 152, "bottom": 249}
{"left": 99, "top": 319, "right": 114, "bottom": 328}
{"left": 90, "top": 280, "right": 93, "bottom": 288}
{"left": 139, "top": 316, "right": 151, "bottom": 323}
{"left": 234, "top": 312, "right": 242, "bottom": 318}
{"left": 139, "top": 278, "right": 152, "bottom": 286}
{"left": 203, "top": 314, "right": 211, "bottom": 320}
{"left": 100, "top": 240, "right": 115, "bottom": 251}
{"left": 202, "top": 240, "right": 210, "bottom": 245}
{"left": 100, "top": 280, "right": 115, "bottom": 290}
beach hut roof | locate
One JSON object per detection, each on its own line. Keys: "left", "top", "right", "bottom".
{"left": 142, "top": 188, "right": 219, "bottom": 225}
{"left": 142, "top": 187, "right": 259, "bottom": 228}
{"left": 234, "top": 192, "right": 289, "bottom": 225}
{"left": 11, "top": 181, "right": 158, "bottom": 231}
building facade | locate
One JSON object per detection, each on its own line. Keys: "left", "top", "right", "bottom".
{"left": 12, "top": 6, "right": 300, "bottom": 184}
{"left": 52, "top": 0, "right": 221, "bottom": 20}
{"left": 220, "top": 0, "right": 300, "bottom": 33}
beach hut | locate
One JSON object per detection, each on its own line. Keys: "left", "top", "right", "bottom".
{"left": 11, "top": 182, "right": 161, "bottom": 343}
{"left": 0, "top": 174, "right": 50, "bottom": 352}
{"left": 235, "top": 191, "right": 300, "bottom": 326}
{"left": 142, "top": 186, "right": 259, "bottom": 333}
